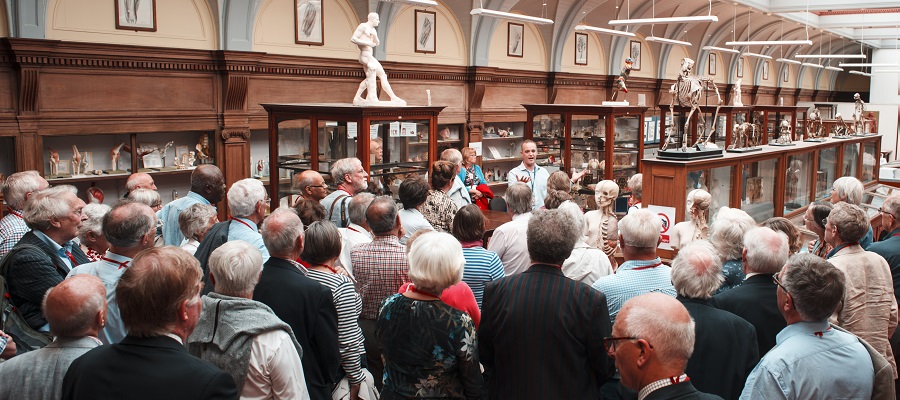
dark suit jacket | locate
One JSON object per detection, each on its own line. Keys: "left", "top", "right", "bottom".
{"left": 479, "top": 263, "right": 613, "bottom": 399}
{"left": 4, "top": 231, "right": 88, "bottom": 328}
{"left": 253, "top": 257, "right": 340, "bottom": 400}
{"left": 679, "top": 296, "right": 759, "bottom": 400}
{"left": 60, "top": 335, "right": 237, "bottom": 400}
{"left": 643, "top": 381, "right": 724, "bottom": 400}
{"left": 712, "top": 274, "right": 786, "bottom": 356}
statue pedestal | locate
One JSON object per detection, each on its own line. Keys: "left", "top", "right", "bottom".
{"left": 601, "top": 101, "right": 629, "bottom": 106}
{"left": 353, "top": 98, "right": 407, "bottom": 107}
{"left": 657, "top": 147, "right": 724, "bottom": 161}
{"left": 726, "top": 147, "right": 763, "bottom": 154}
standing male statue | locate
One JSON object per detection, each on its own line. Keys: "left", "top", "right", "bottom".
{"left": 351, "top": 13, "right": 406, "bottom": 106}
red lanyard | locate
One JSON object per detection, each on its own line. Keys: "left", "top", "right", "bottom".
{"left": 460, "top": 240, "right": 483, "bottom": 249}
{"left": 814, "top": 326, "right": 833, "bottom": 337}
{"left": 101, "top": 257, "right": 130, "bottom": 269}
{"left": 347, "top": 226, "right": 362, "bottom": 233}
{"left": 229, "top": 217, "right": 255, "bottom": 231}
{"left": 6, "top": 208, "right": 22, "bottom": 219}
{"left": 65, "top": 250, "right": 77, "bottom": 266}
{"left": 632, "top": 262, "right": 663, "bottom": 271}
{"left": 313, "top": 264, "right": 340, "bottom": 274}
{"left": 669, "top": 375, "right": 690, "bottom": 384}
{"left": 408, "top": 285, "right": 441, "bottom": 299}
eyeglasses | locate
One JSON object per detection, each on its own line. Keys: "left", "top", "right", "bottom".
{"left": 772, "top": 273, "right": 790, "bottom": 295}
{"left": 603, "top": 336, "right": 649, "bottom": 353}
{"left": 878, "top": 208, "right": 896, "bottom": 219}
{"left": 309, "top": 184, "right": 329, "bottom": 189}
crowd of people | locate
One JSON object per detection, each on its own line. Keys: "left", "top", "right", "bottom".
{"left": 0, "top": 140, "right": 898, "bottom": 400}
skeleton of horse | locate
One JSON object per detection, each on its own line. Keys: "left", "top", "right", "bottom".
{"left": 661, "top": 58, "right": 723, "bottom": 151}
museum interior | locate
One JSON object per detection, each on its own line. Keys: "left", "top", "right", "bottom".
{"left": 0, "top": 0, "right": 898, "bottom": 252}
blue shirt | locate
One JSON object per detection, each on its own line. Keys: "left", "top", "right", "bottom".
{"left": 461, "top": 246, "right": 505, "bottom": 307}
{"left": 32, "top": 230, "right": 75, "bottom": 271}
{"left": 740, "top": 321, "right": 874, "bottom": 400}
{"left": 591, "top": 257, "right": 676, "bottom": 324}
{"left": 507, "top": 163, "right": 550, "bottom": 210}
{"left": 67, "top": 251, "right": 132, "bottom": 344}
{"left": 227, "top": 217, "right": 270, "bottom": 263}
{"left": 157, "top": 191, "right": 210, "bottom": 246}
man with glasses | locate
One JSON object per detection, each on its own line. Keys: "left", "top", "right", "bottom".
{"left": 868, "top": 193, "right": 900, "bottom": 271}
{"left": 293, "top": 170, "right": 330, "bottom": 203}
{"left": 742, "top": 254, "right": 879, "bottom": 399}
{"left": 608, "top": 293, "right": 721, "bottom": 400}
{"left": 322, "top": 158, "right": 369, "bottom": 228}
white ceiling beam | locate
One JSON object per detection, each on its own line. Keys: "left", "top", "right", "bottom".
{"left": 817, "top": 13, "right": 900, "bottom": 29}
{"left": 743, "top": 0, "right": 900, "bottom": 13}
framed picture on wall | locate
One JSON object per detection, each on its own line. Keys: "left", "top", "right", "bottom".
{"left": 708, "top": 53, "right": 717, "bottom": 75}
{"left": 415, "top": 10, "right": 436, "bottom": 54}
{"left": 737, "top": 58, "right": 744, "bottom": 78}
{"left": 630, "top": 41, "right": 642, "bottom": 71}
{"left": 575, "top": 33, "right": 588, "bottom": 65}
{"left": 763, "top": 61, "right": 769, "bottom": 80}
{"left": 115, "top": 0, "right": 157, "bottom": 32}
{"left": 295, "top": 0, "right": 324, "bottom": 46}
{"left": 508, "top": 23, "right": 524, "bottom": 57}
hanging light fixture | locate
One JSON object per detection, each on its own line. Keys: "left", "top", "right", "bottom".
{"left": 839, "top": 63, "right": 898, "bottom": 67}
{"left": 796, "top": 33, "right": 864, "bottom": 59}
{"left": 610, "top": 0, "right": 717, "bottom": 25}
{"left": 575, "top": 25, "right": 636, "bottom": 37}
{"left": 849, "top": 70, "right": 872, "bottom": 76}
{"left": 471, "top": 0, "right": 554, "bottom": 25}
{"left": 647, "top": 36, "right": 692, "bottom": 46}
{"left": 380, "top": 0, "right": 438, "bottom": 6}
{"left": 742, "top": 52, "right": 772, "bottom": 60}
{"left": 727, "top": 6, "right": 811, "bottom": 46}
{"left": 703, "top": 46, "right": 739, "bottom": 54}
{"left": 801, "top": 62, "right": 824, "bottom": 69}
{"left": 824, "top": 64, "right": 844, "bottom": 71}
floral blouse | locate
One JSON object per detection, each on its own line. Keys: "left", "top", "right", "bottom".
{"left": 422, "top": 190, "right": 458, "bottom": 232}
{"left": 375, "top": 294, "right": 482, "bottom": 399}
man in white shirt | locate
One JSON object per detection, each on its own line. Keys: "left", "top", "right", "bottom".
{"left": 336, "top": 192, "right": 376, "bottom": 276}
{"left": 487, "top": 183, "right": 533, "bottom": 275}
{"left": 321, "top": 158, "right": 369, "bottom": 228}
{"left": 507, "top": 140, "right": 549, "bottom": 210}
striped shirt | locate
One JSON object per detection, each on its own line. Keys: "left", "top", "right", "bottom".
{"left": 351, "top": 235, "right": 409, "bottom": 320}
{"left": 591, "top": 257, "right": 676, "bottom": 325}
{"left": 306, "top": 269, "right": 366, "bottom": 384}
{"left": 0, "top": 210, "right": 28, "bottom": 259}
{"left": 461, "top": 246, "right": 505, "bottom": 308}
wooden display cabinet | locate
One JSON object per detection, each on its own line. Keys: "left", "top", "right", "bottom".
{"left": 479, "top": 121, "right": 527, "bottom": 196}
{"left": 261, "top": 103, "right": 445, "bottom": 206}
{"left": 643, "top": 134, "right": 881, "bottom": 259}
{"left": 752, "top": 105, "right": 808, "bottom": 143}
{"left": 658, "top": 105, "right": 752, "bottom": 149}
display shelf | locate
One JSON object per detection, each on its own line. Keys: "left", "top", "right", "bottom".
{"left": 657, "top": 105, "right": 752, "bottom": 149}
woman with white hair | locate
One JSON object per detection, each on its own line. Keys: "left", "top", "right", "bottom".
{"left": 709, "top": 207, "right": 757, "bottom": 293}
{"left": 376, "top": 231, "right": 482, "bottom": 399}
{"left": 77, "top": 203, "right": 111, "bottom": 261}
{"left": 127, "top": 188, "right": 163, "bottom": 246}
{"left": 558, "top": 201, "right": 612, "bottom": 285}
{"left": 177, "top": 203, "right": 218, "bottom": 256}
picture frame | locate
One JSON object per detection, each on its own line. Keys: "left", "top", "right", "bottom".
{"left": 295, "top": 0, "right": 323, "bottom": 46}
{"left": 630, "top": 41, "right": 642, "bottom": 71}
{"left": 763, "top": 61, "right": 769, "bottom": 80}
{"left": 415, "top": 10, "right": 436, "bottom": 54}
{"left": 708, "top": 53, "right": 717, "bottom": 75}
{"left": 574, "top": 33, "right": 588, "bottom": 65}
{"left": 508, "top": 23, "right": 524, "bottom": 58}
{"left": 115, "top": 0, "right": 157, "bottom": 32}
{"left": 737, "top": 58, "right": 744, "bottom": 78}
{"left": 57, "top": 160, "right": 70, "bottom": 174}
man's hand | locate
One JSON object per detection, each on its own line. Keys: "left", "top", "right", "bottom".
{"left": 515, "top": 175, "right": 531, "bottom": 183}
{"left": 571, "top": 169, "right": 587, "bottom": 183}
{"left": 350, "top": 383, "right": 362, "bottom": 400}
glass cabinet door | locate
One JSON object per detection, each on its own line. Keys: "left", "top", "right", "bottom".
{"left": 369, "top": 120, "right": 430, "bottom": 195}
{"left": 842, "top": 143, "right": 860, "bottom": 178}
{"left": 784, "top": 152, "right": 812, "bottom": 213}
{"left": 276, "top": 118, "right": 312, "bottom": 205}
{"left": 317, "top": 121, "right": 358, "bottom": 178}
{"left": 862, "top": 141, "right": 877, "bottom": 183}
{"left": 702, "top": 111, "right": 727, "bottom": 148}
{"left": 531, "top": 114, "right": 563, "bottom": 172}
{"left": 687, "top": 166, "right": 733, "bottom": 222}
{"left": 741, "top": 158, "right": 778, "bottom": 222}
{"left": 570, "top": 115, "right": 606, "bottom": 185}
{"left": 816, "top": 146, "right": 838, "bottom": 200}
{"left": 612, "top": 115, "right": 641, "bottom": 190}
{"left": 481, "top": 122, "right": 525, "bottom": 186}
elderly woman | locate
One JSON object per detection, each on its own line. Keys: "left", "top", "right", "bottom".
{"left": 761, "top": 217, "right": 803, "bottom": 255}
{"left": 178, "top": 203, "right": 218, "bottom": 255}
{"left": 422, "top": 161, "right": 460, "bottom": 232}
{"left": 398, "top": 177, "right": 433, "bottom": 245}
{"left": 128, "top": 188, "right": 163, "bottom": 246}
{"left": 543, "top": 171, "right": 573, "bottom": 210}
{"left": 804, "top": 201, "right": 833, "bottom": 258}
{"left": 459, "top": 147, "right": 487, "bottom": 201}
{"left": 627, "top": 173, "right": 642, "bottom": 213}
{"left": 293, "top": 198, "right": 326, "bottom": 228}
{"left": 558, "top": 201, "right": 612, "bottom": 285}
{"left": 451, "top": 205, "right": 504, "bottom": 308}
{"left": 78, "top": 203, "right": 112, "bottom": 261}
{"left": 376, "top": 231, "right": 482, "bottom": 399}
{"left": 301, "top": 221, "right": 374, "bottom": 398}
{"left": 830, "top": 176, "right": 874, "bottom": 248}
{"left": 709, "top": 207, "right": 757, "bottom": 293}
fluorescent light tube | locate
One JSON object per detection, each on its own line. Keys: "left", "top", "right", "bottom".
{"left": 801, "top": 62, "right": 824, "bottom": 69}
{"left": 703, "top": 46, "right": 740, "bottom": 54}
{"left": 726, "top": 40, "right": 812, "bottom": 46}
{"left": 824, "top": 66, "right": 844, "bottom": 71}
{"left": 776, "top": 58, "right": 802, "bottom": 65}
{"left": 742, "top": 52, "right": 773, "bottom": 60}
{"left": 380, "top": 0, "right": 438, "bottom": 5}
{"left": 839, "top": 63, "right": 898, "bottom": 67}
{"left": 609, "top": 15, "right": 718, "bottom": 26}
{"left": 575, "top": 25, "right": 635, "bottom": 37}
{"left": 848, "top": 70, "right": 872, "bottom": 76}
{"left": 471, "top": 8, "right": 554, "bottom": 25}
{"left": 646, "top": 36, "right": 692, "bottom": 46}
{"left": 795, "top": 54, "right": 866, "bottom": 59}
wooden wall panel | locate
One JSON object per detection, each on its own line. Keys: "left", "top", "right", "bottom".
{"left": 40, "top": 72, "right": 216, "bottom": 113}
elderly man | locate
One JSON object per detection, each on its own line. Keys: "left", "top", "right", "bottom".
{"left": 61, "top": 247, "right": 238, "bottom": 399}
{"left": 67, "top": 201, "right": 157, "bottom": 344}
{"left": 0, "top": 275, "right": 106, "bottom": 400}
{"left": 157, "top": 164, "right": 225, "bottom": 245}
{"left": 188, "top": 241, "right": 308, "bottom": 400}
{"left": 0, "top": 170, "right": 49, "bottom": 258}
{"left": 868, "top": 193, "right": 900, "bottom": 270}
{"left": 507, "top": 140, "right": 549, "bottom": 209}
{"left": 125, "top": 172, "right": 157, "bottom": 193}
{"left": 487, "top": 182, "right": 533, "bottom": 275}
{"left": 592, "top": 209, "right": 676, "bottom": 324}
{"left": 741, "top": 254, "right": 878, "bottom": 399}
{"left": 480, "top": 209, "right": 612, "bottom": 399}
{"left": 293, "top": 170, "right": 330, "bottom": 203}
{"left": 321, "top": 158, "right": 369, "bottom": 227}
{"left": 440, "top": 148, "right": 472, "bottom": 208}
{"left": 671, "top": 240, "right": 758, "bottom": 400}
{"left": 826, "top": 202, "right": 898, "bottom": 378}
{"left": 829, "top": 176, "right": 874, "bottom": 248}
{"left": 255, "top": 207, "right": 340, "bottom": 400}
{"left": 713, "top": 226, "right": 790, "bottom": 355}
{"left": 610, "top": 293, "right": 722, "bottom": 400}
{"left": 351, "top": 195, "right": 409, "bottom": 388}
{"left": 3, "top": 185, "right": 88, "bottom": 333}
{"left": 335, "top": 192, "right": 375, "bottom": 276}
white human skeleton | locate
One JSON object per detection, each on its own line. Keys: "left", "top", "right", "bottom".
{"left": 662, "top": 58, "right": 722, "bottom": 151}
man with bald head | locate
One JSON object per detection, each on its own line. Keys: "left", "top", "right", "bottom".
{"left": 610, "top": 293, "right": 722, "bottom": 400}
{"left": 158, "top": 164, "right": 226, "bottom": 245}
{"left": 0, "top": 275, "right": 106, "bottom": 400}
{"left": 68, "top": 200, "right": 158, "bottom": 344}
{"left": 294, "top": 170, "right": 329, "bottom": 203}
{"left": 125, "top": 172, "right": 157, "bottom": 193}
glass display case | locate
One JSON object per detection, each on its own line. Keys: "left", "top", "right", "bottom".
{"left": 862, "top": 141, "right": 878, "bottom": 183}
{"left": 784, "top": 152, "right": 812, "bottom": 214}
{"left": 262, "top": 104, "right": 445, "bottom": 206}
{"left": 815, "top": 146, "right": 839, "bottom": 200}
{"left": 754, "top": 105, "right": 808, "bottom": 144}
{"left": 481, "top": 121, "right": 527, "bottom": 192}
{"left": 741, "top": 158, "right": 778, "bottom": 222}
{"left": 686, "top": 166, "right": 733, "bottom": 222}
{"left": 658, "top": 105, "right": 751, "bottom": 149}
{"left": 842, "top": 143, "right": 860, "bottom": 179}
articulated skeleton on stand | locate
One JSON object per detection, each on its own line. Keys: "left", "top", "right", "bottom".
{"left": 661, "top": 58, "right": 722, "bottom": 151}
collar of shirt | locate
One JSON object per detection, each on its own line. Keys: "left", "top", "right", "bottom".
{"left": 101, "top": 251, "right": 133, "bottom": 268}
{"left": 460, "top": 240, "right": 483, "bottom": 249}
{"left": 511, "top": 212, "right": 532, "bottom": 222}
{"left": 230, "top": 217, "right": 257, "bottom": 232}
{"left": 162, "top": 332, "right": 184, "bottom": 345}
{"left": 287, "top": 259, "right": 309, "bottom": 275}
{"left": 185, "top": 191, "right": 211, "bottom": 205}
{"left": 372, "top": 235, "right": 403, "bottom": 246}
{"left": 347, "top": 223, "right": 373, "bottom": 239}
{"left": 618, "top": 257, "right": 664, "bottom": 272}
{"left": 513, "top": 162, "right": 543, "bottom": 174}
{"left": 33, "top": 229, "right": 74, "bottom": 262}
{"left": 638, "top": 374, "right": 690, "bottom": 400}
{"left": 827, "top": 242, "right": 860, "bottom": 259}
{"left": 888, "top": 228, "right": 900, "bottom": 238}
{"left": 776, "top": 320, "right": 832, "bottom": 345}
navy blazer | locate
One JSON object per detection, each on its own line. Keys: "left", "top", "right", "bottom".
{"left": 643, "top": 381, "right": 724, "bottom": 400}
{"left": 713, "top": 274, "right": 786, "bottom": 356}
{"left": 61, "top": 335, "right": 237, "bottom": 400}
{"left": 479, "top": 263, "right": 613, "bottom": 400}
{"left": 4, "top": 231, "right": 88, "bottom": 329}
{"left": 253, "top": 257, "right": 340, "bottom": 400}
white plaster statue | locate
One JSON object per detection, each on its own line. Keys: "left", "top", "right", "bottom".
{"left": 111, "top": 143, "right": 126, "bottom": 171}
{"left": 351, "top": 13, "right": 405, "bottom": 106}
{"left": 72, "top": 145, "right": 84, "bottom": 176}
{"left": 161, "top": 141, "right": 174, "bottom": 168}
{"left": 669, "top": 189, "right": 711, "bottom": 251}
{"left": 732, "top": 79, "right": 743, "bottom": 107}
{"left": 48, "top": 147, "right": 60, "bottom": 175}
{"left": 852, "top": 93, "right": 866, "bottom": 134}
{"left": 585, "top": 180, "right": 620, "bottom": 270}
